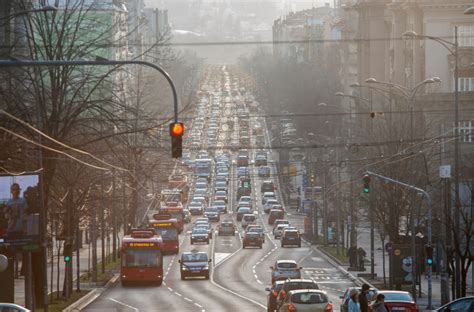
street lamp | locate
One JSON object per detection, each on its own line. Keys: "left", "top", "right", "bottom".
{"left": 364, "top": 77, "right": 441, "bottom": 140}
{"left": 0, "top": 5, "right": 57, "bottom": 21}
{"left": 463, "top": 6, "right": 474, "bottom": 14}
{"left": 402, "top": 27, "right": 461, "bottom": 302}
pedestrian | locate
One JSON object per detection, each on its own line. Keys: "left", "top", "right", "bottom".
{"left": 348, "top": 288, "right": 361, "bottom": 312}
{"left": 5, "top": 183, "right": 28, "bottom": 238}
{"left": 371, "top": 294, "right": 388, "bottom": 312}
{"left": 359, "top": 283, "right": 370, "bottom": 312}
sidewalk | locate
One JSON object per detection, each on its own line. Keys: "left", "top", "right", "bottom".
{"left": 14, "top": 232, "right": 120, "bottom": 306}
{"left": 353, "top": 225, "right": 443, "bottom": 310}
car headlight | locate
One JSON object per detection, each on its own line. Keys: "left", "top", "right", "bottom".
{"left": 182, "top": 267, "right": 189, "bottom": 270}
{"left": 203, "top": 266, "right": 209, "bottom": 270}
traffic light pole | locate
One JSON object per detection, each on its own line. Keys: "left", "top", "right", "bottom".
{"left": 365, "top": 171, "right": 433, "bottom": 310}
{"left": 0, "top": 59, "right": 179, "bottom": 122}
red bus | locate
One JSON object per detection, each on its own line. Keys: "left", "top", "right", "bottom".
{"left": 121, "top": 229, "right": 163, "bottom": 286}
{"left": 149, "top": 215, "right": 180, "bottom": 254}
{"left": 159, "top": 204, "right": 185, "bottom": 233}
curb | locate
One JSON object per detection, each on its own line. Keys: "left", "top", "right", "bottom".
{"left": 62, "top": 274, "right": 119, "bottom": 311}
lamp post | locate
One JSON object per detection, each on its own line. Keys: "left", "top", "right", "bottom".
{"left": 402, "top": 27, "right": 461, "bottom": 299}
{"left": 364, "top": 77, "right": 441, "bottom": 140}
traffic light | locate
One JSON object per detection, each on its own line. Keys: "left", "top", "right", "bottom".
{"left": 363, "top": 174, "right": 370, "bottom": 193}
{"left": 63, "top": 243, "right": 72, "bottom": 263}
{"left": 310, "top": 173, "right": 315, "bottom": 185}
{"left": 425, "top": 244, "right": 434, "bottom": 266}
{"left": 169, "top": 122, "right": 184, "bottom": 158}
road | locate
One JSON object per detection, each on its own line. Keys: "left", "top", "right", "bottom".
{"left": 83, "top": 65, "right": 356, "bottom": 311}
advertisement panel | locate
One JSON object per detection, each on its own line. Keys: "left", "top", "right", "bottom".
{"left": 0, "top": 174, "right": 40, "bottom": 248}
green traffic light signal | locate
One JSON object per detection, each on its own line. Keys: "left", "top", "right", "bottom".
{"left": 64, "top": 255, "right": 71, "bottom": 263}
{"left": 426, "top": 258, "right": 433, "bottom": 265}
{"left": 362, "top": 174, "right": 370, "bottom": 193}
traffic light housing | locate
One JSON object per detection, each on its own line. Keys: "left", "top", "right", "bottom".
{"left": 169, "top": 122, "right": 184, "bottom": 158}
{"left": 63, "top": 243, "right": 72, "bottom": 263}
{"left": 425, "top": 244, "right": 434, "bottom": 266}
{"left": 363, "top": 174, "right": 370, "bottom": 193}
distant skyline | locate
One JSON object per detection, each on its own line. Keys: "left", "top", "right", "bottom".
{"left": 144, "top": 0, "right": 334, "bottom": 10}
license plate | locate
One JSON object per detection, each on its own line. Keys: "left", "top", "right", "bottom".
{"left": 288, "top": 238, "right": 294, "bottom": 240}
{"left": 391, "top": 307, "right": 406, "bottom": 311}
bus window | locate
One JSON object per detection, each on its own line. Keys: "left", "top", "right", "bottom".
{"left": 123, "top": 249, "right": 162, "bottom": 268}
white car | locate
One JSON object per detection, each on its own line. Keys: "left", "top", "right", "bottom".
{"left": 263, "top": 199, "right": 279, "bottom": 213}
{"left": 238, "top": 196, "right": 252, "bottom": 209}
{"left": 270, "top": 260, "right": 302, "bottom": 284}
{"left": 274, "top": 224, "right": 290, "bottom": 239}
{"left": 261, "top": 192, "right": 276, "bottom": 204}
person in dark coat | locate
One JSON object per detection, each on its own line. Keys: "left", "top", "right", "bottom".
{"left": 359, "top": 283, "right": 370, "bottom": 312}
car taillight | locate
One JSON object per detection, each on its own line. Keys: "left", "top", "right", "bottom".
{"left": 324, "top": 303, "right": 333, "bottom": 312}
{"left": 272, "top": 290, "right": 278, "bottom": 297}
{"left": 288, "top": 303, "right": 297, "bottom": 312}
{"left": 281, "top": 290, "right": 286, "bottom": 298}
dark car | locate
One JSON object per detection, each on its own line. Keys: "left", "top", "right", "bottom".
{"left": 261, "top": 180, "right": 275, "bottom": 193}
{"left": 436, "top": 296, "right": 474, "bottom": 312}
{"left": 281, "top": 230, "right": 301, "bottom": 247}
{"left": 266, "top": 280, "right": 285, "bottom": 312}
{"left": 236, "top": 207, "right": 252, "bottom": 221}
{"left": 276, "top": 279, "right": 320, "bottom": 309}
{"left": 268, "top": 209, "right": 285, "bottom": 225}
{"left": 204, "top": 207, "right": 220, "bottom": 222}
{"left": 190, "top": 227, "right": 210, "bottom": 244}
{"left": 179, "top": 251, "right": 212, "bottom": 280}
{"left": 218, "top": 221, "right": 235, "bottom": 236}
{"left": 242, "top": 232, "right": 263, "bottom": 249}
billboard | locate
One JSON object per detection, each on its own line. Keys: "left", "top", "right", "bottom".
{"left": 0, "top": 174, "right": 40, "bottom": 248}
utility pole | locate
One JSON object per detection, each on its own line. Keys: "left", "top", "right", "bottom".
{"left": 112, "top": 168, "right": 117, "bottom": 262}
{"left": 91, "top": 187, "right": 97, "bottom": 283}
{"left": 100, "top": 183, "right": 105, "bottom": 274}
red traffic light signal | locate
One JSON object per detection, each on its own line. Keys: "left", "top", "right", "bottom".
{"left": 169, "top": 122, "right": 184, "bottom": 137}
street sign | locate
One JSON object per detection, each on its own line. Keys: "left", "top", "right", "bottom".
{"left": 385, "top": 242, "right": 393, "bottom": 252}
{"left": 439, "top": 165, "right": 451, "bottom": 178}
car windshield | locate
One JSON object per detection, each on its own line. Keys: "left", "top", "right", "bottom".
{"left": 382, "top": 292, "right": 413, "bottom": 302}
{"left": 277, "top": 262, "right": 297, "bottom": 269}
{"left": 206, "top": 208, "right": 218, "bottom": 213}
{"left": 285, "top": 231, "right": 299, "bottom": 237}
{"left": 192, "top": 228, "right": 207, "bottom": 234}
{"left": 124, "top": 249, "right": 162, "bottom": 268}
{"left": 182, "top": 253, "right": 208, "bottom": 262}
{"left": 249, "top": 228, "right": 263, "bottom": 233}
{"left": 291, "top": 292, "right": 327, "bottom": 304}
{"left": 221, "top": 223, "right": 233, "bottom": 227}
{"left": 243, "top": 215, "right": 255, "bottom": 221}
{"left": 238, "top": 208, "right": 251, "bottom": 213}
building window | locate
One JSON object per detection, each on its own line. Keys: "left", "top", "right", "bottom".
{"left": 458, "top": 121, "right": 473, "bottom": 143}
{"left": 458, "top": 77, "right": 474, "bottom": 92}
{"left": 458, "top": 24, "right": 474, "bottom": 47}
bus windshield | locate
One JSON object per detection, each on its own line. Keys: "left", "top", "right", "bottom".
{"left": 154, "top": 227, "right": 178, "bottom": 240}
{"left": 124, "top": 249, "right": 162, "bottom": 268}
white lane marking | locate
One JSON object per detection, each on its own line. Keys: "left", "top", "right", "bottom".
{"left": 256, "top": 279, "right": 263, "bottom": 285}
{"left": 108, "top": 298, "right": 139, "bottom": 312}
{"left": 184, "top": 297, "right": 193, "bottom": 302}
{"left": 175, "top": 292, "right": 182, "bottom": 297}
{"left": 215, "top": 252, "right": 232, "bottom": 265}
{"left": 168, "top": 287, "right": 173, "bottom": 291}
{"left": 195, "top": 303, "right": 203, "bottom": 308}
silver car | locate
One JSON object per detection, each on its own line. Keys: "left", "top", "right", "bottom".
{"left": 270, "top": 260, "right": 302, "bottom": 284}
